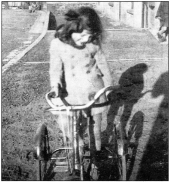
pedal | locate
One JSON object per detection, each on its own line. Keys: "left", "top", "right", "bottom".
{"left": 54, "top": 165, "right": 69, "bottom": 172}
{"left": 83, "top": 150, "right": 90, "bottom": 157}
{"left": 53, "top": 157, "right": 72, "bottom": 172}
{"left": 108, "top": 155, "right": 113, "bottom": 159}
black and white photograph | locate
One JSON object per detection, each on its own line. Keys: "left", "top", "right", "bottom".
{"left": 2, "top": 1, "right": 168, "bottom": 181}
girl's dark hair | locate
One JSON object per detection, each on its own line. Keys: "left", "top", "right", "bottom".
{"left": 55, "top": 7, "right": 103, "bottom": 46}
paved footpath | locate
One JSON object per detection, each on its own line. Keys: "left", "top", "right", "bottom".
{"left": 101, "top": 19, "right": 168, "bottom": 180}
{"left": 2, "top": 9, "right": 38, "bottom": 60}
{"left": 2, "top": 9, "right": 49, "bottom": 73}
{"left": 104, "top": 29, "right": 168, "bottom": 180}
{"left": 2, "top": 9, "right": 48, "bottom": 67}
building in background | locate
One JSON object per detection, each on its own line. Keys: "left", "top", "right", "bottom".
{"left": 98, "top": 2, "right": 162, "bottom": 30}
{"left": 3, "top": 2, "right": 166, "bottom": 32}
{"left": 46, "top": 2, "right": 164, "bottom": 31}
{"left": 2, "top": 2, "right": 43, "bottom": 10}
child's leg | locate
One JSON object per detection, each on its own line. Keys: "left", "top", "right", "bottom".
{"left": 93, "top": 113, "right": 102, "bottom": 151}
{"left": 57, "top": 115, "right": 72, "bottom": 144}
{"left": 57, "top": 114, "right": 84, "bottom": 147}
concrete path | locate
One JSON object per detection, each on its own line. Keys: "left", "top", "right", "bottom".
{"left": 2, "top": 10, "right": 49, "bottom": 73}
{"left": 103, "top": 28, "right": 168, "bottom": 180}
{"left": 29, "top": 11, "right": 48, "bottom": 34}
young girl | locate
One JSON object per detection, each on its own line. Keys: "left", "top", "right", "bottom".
{"left": 49, "top": 7, "right": 113, "bottom": 159}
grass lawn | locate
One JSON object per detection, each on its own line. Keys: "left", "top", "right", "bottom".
{"left": 2, "top": 9, "right": 39, "bottom": 60}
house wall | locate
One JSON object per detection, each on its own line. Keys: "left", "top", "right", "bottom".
{"left": 8, "top": 2, "right": 22, "bottom": 7}
{"left": 46, "top": 2, "right": 97, "bottom": 16}
{"left": 147, "top": 2, "right": 161, "bottom": 30}
{"left": 97, "top": 2, "right": 119, "bottom": 21}
{"left": 46, "top": 2, "right": 164, "bottom": 30}
{"left": 97, "top": 2, "right": 142, "bottom": 28}
{"left": 97, "top": 2, "right": 162, "bottom": 30}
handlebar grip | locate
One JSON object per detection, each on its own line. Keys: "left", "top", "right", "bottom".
{"left": 48, "top": 91, "right": 57, "bottom": 98}
{"left": 46, "top": 92, "right": 66, "bottom": 110}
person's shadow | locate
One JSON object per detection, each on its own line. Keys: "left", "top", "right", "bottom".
{"left": 136, "top": 71, "right": 168, "bottom": 180}
{"left": 102, "top": 63, "right": 148, "bottom": 145}
{"left": 126, "top": 111, "right": 144, "bottom": 180}
{"left": 99, "top": 63, "right": 149, "bottom": 180}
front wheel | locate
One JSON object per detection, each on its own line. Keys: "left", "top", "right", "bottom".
{"left": 37, "top": 159, "right": 50, "bottom": 181}
{"left": 34, "top": 123, "right": 50, "bottom": 180}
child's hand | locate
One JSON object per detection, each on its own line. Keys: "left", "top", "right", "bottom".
{"left": 106, "top": 85, "right": 121, "bottom": 102}
{"left": 155, "top": 16, "right": 162, "bottom": 20}
{"left": 49, "top": 86, "right": 59, "bottom": 98}
{"left": 106, "top": 90, "right": 112, "bottom": 101}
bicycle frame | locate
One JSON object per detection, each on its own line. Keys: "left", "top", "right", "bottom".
{"left": 46, "top": 108, "right": 91, "bottom": 180}
{"left": 43, "top": 85, "right": 128, "bottom": 180}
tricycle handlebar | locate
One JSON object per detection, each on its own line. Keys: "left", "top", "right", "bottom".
{"left": 45, "top": 85, "right": 119, "bottom": 111}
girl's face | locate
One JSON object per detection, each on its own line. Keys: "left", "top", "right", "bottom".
{"left": 71, "top": 30, "right": 92, "bottom": 46}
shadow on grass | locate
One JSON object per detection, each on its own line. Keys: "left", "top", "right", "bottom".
{"left": 126, "top": 111, "right": 144, "bottom": 179}
{"left": 101, "top": 63, "right": 149, "bottom": 180}
{"left": 43, "top": 160, "right": 56, "bottom": 180}
{"left": 103, "top": 63, "right": 148, "bottom": 142}
{"left": 136, "top": 72, "right": 168, "bottom": 180}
